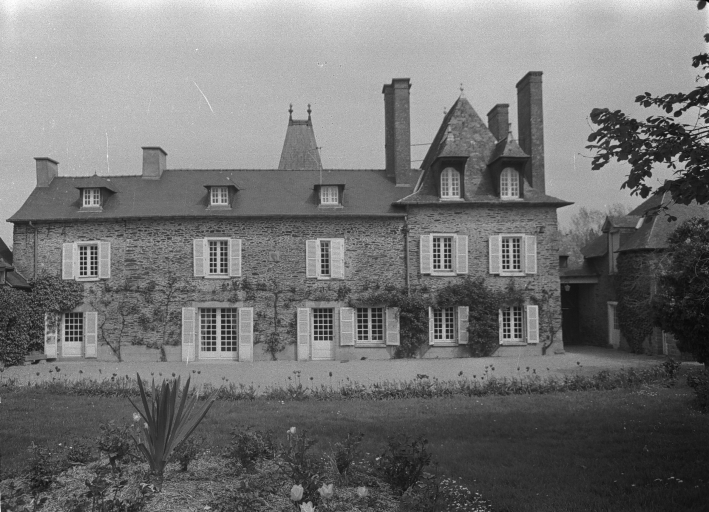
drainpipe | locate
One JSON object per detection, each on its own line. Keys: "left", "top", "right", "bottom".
{"left": 403, "top": 213, "right": 410, "bottom": 296}
{"left": 28, "top": 221, "right": 38, "bottom": 279}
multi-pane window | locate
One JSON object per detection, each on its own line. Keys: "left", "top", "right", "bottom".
{"left": 208, "top": 240, "right": 229, "bottom": 275}
{"left": 319, "top": 240, "right": 331, "bottom": 277}
{"left": 320, "top": 186, "right": 339, "bottom": 205}
{"left": 78, "top": 244, "right": 99, "bottom": 278}
{"left": 356, "top": 307, "right": 384, "bottom": 343}
{"left": 210, "top": 186, "right": 229, "bottom": 206}
{"left": 312, "top": 308, "right": 334, "bottom": 341}
{"left": 440, "top": 168, "right": 460, "bottom": 199}
{"left": 433, "top": 307, "right": 456, "bottom": 342}
{"left": 82, "top": 188, "right": 101, "bottom": 207}
{"left": 501, "top": 236, "right": 522, "bottom": 273}
{"left": 432, "top": 236, "right": 453, "bottom": 272}
{"left": 501, "top": 306, "right": 524, "bottom": 342}
{"left": 199, "top": 308, "right": 238, "bottom": 354}
{"left": 500, "top": 168, "right": 519, "bottom": 199}
{"left": 64, "top": 312, "right": 84, "bottom": 343}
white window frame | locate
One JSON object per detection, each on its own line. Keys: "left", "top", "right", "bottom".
{"left": 500, "top": 306, "right": 524, "bottom": 344}
{"left": 206, "top": 238, "right": 230, "bottom": 277}
{"left": 432, "top": 307, "right": 456, "bottom": 343}
{"left": 82, "top": 188, "right": 101, "bottom": 207}
{"left": 210, "top": 186, "right": 229, "bottom": 206}
{"left": 431, "top": 235, "right": 455, "bottom": 275}
{"left": 198, "top": 307, "right": 239, "bottom": 360}
{"left": 320, "top": 186, "right": 339, "bottom": 205}
{"left": 500, "top": 168, "right": 520, "bottom": 199}
{"left": 355, "top": 307, "right": 385, "bottom": 345}
{"left": 500, "top": 234, "right": 525, "bottom": 276}
{"left": 440, "top": 167, "right": 461, "bottom": 200}
{"left": 318, "top": 239, "right": 331, "bottom": 277}
{"left": 77, "top": 242, "right": 99, "bottom": 280}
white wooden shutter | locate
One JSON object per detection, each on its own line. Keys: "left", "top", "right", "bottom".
{"left": 297, "top": 308, "right": 310, "bottom": 360}
{"left": 457, "top": 306, "right": 469, "bottom": 344}
{"left": 489, "top": 235, "right": 501, "bottom": 274}
{"left": 331, "top": 238, "right": 345, "bottom": 279}
{"left": 229, "top": 238, "right": 242, "bottom": 277}
{"left": 98, "top": 242, "right": 111, "bottom": 279}
{"left": 498, "top": 309, "right": 504, "bottom": 344}
{"left": 525, "top": 235, "right": 537, "bottom": 274}
{"left": 386, "top": 307, "right": 400, "bottom": 346}
{"left": 84, "top": 311, "right": 98, "bottom": 358}
{"left": 339, "top": 307, "right": 355, "bottom": 346}
{"left": 238, "top": 307, "right": 254, "bottom": 362}
{"left": 420, "top": 235, "right": 432, "bottom": 275}
{"left": 306, "top": 240, "right": 318, "bottom": 278}
{"left": 73, "top": 244, "right": 79, "bottom": 280}
{"left": 44, "top": 312, "right": 58, "bottom": 358}
{"left": 456, "top": 235, "right": 468, "bottom": 274}
{"left": 193, "top": 239, "right": 205, "bottom": 277}
{"left": 181, "top": 307, "right": 196, "bottom": 361}
{"left": 428, "top": 307, "right": 435, "bottom": 345}
{"left": 527, "top": 305, "right": 539, "bottom": 344}
{"left": 62, "top": 243, "right": 74, "bottom": 280}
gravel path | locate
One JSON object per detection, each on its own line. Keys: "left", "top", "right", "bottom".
{"left": 3, "top": 346, "right": 687, "bottom": 392}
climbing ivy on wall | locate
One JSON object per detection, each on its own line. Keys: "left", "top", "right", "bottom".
{"left": 0, "top": 274, "right": 83, "bottom": 366}
{"left": 616, "top": 253, "right": 655, "bottom": 353}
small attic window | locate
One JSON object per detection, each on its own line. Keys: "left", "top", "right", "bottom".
{"left": 210, "top": 186, "right": 229, "bottom": 206}
{"left": 82, "top": 188, "right": 101, "bottom": 207}
{"left": 440, "top": 168, "right": 460, "bottom": 199}
{"left": 500, "top": 168, "right": 520, "bottom": 199}
{"left": 320, "top": 186, "right": 339, "bottom": 205}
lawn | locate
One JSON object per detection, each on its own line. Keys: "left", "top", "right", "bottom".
{"left": 1, "top": 379, "right": 707, "bottom": 511}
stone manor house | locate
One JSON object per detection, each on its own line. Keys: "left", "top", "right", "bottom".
{"left": 9, "top": 72, "right": 570, "bottom": 362}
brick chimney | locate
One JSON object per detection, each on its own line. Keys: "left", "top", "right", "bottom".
{"left": 142, "top": 147, "right": 167, "bottom": 179}
{"left": 487, "top": 104, "right": 510, "bottom": 142}
{"left": 383, "top": 78, "right": 412, "bottom": 185}
{"left": 34, "top": 157, "right": 59, "bottom": 187}
{"left": 516, "top": 72, "right": 545, "bottom": 193}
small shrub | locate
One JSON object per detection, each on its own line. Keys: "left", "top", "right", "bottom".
{"left": 661, "top": 358, "right": 682, "bottom": 381}
{"left": 278, "top": 428, "right": 323, "bottom": 505}
{"left": 687, "top": 370, "right": 709, "bottom": 412}
{"left": 26, "top": 443, "right": 58, "bottom": 492}
{"left": 225, "top": 426, "right": 275, "bottom": 471}
{"left": 97, "top": 421, "right": 133, "bottom": 473}
{"left": 66, "top": 438, "right": 94, "bottom": 465}
{"left": 377, "top": 434, "right": 432, "bottom": 495}
{"left": 172, "top": 435, "right": 205, "bottom": 472}
{"left": 333, "top": 431, "right": 364, "bottom": 477}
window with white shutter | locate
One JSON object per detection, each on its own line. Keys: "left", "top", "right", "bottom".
{"left": 499, "top": 306, "right": 525, "bottom": 344}
{"left": 63, "top": 242, "right": 110, "bottom": 281}
{"left": 427, "top": 306, "right": 468, "bottom": 345}
{"left": 297, "top": 308, "right": 310, "bottom": 360}
{"left": 238, "top": 307, "right": 254, "bottom": 361}
{"left": 306, "top": 239, "right": 345, "bottom": 279}
{"left": 194, "top": 238, "right": 241, "bottom": 279}
{"left": 489, "top": 234, "right": 536, "bottom": 276}
{"left": 423, "top": 234, "right": 468, "bottom": 276}
{"left": 84, "top": 311, "right": 98, "bottom": 358}
{"left": 182, "top": 307, "right": 196, "bottom": 362}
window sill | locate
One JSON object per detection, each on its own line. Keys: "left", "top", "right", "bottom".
{"left": 500, "top": 197, "right": 523, "bottom": 201}
{"left": 431, "top": 272, "right": 457, "bottom": 277}
{"left": 76, "top": 277, "right": 100, "bottom": 282}
{"left": 318, "top": 204, "right": 343, "bottom": 209}
{"left": 431, "top": 342, "right": 457, "bottom": 347}
{"left": 499, "top": 272, "right": 526, "bottom": 277}
{"left": 355, "top": 343, "right": 386, "bottom": 348}
{"left": 439, "top": 197, "right": 463, "bottom": 202}
{"left": 204, "top": 275, "right": 231, "bottom": 279}
{"left": 79, "top": 207, "right": 103, "bottom": 213}
{"left": 499, "top": 341, "right": 526, "bottom": 346}
{"left": 207, "top": 205, "right": 232, "bottom": 210}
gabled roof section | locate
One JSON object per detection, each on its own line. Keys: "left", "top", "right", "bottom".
{"left": 602, "top": 215, "right": 640, "bottom": 232}
{"left": 278, "top": 105, "right": 322, "bottom": 170}
{"left": 488, "top": 134, "right": 529, "bottom": 164}
{"left": 74, "top": 175, "right": 118, "bottom": 192}
{"left": 0, "top": 236, "right": 12, "bottom": 265}
{"left": 8, "top": 169, "right": 412, "bottom": 222}
{"left": 580, "top": 233, "right": 607, "bottom": 259}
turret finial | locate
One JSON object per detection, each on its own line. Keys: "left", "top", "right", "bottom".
{"left": 289, "top": 103, "right": 293, "bottom": 120}
{"left": 459, "top": 83, "right": 465, "bottom": 98}
{"left": 307, "top": 103, "right": 312, "bottom": 120}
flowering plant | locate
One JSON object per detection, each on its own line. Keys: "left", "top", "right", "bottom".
{"left": 290, "top": 484, "right": 304, "bottom": 501}
{"left": 317, "top": 483, "right": 333, "bottom": 499}
{"left": 300, "top": 502, "right": 315, "bottom": 512}
{"left": 129, "top": 373, "right": 218, "bottom": 490}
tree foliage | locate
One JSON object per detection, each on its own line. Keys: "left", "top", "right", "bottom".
{"left": 560, "top": 204, "right": 629, "bottom": 266}
{"left": 652, "top": 217, "right": 709, "bottom": 367}
{"left": 586, "top": 1, "right": 709, "bottom": 207}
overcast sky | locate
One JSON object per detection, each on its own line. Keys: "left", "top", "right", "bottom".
{"left": 0, "top": 0, "right": 705, "bottom": 246}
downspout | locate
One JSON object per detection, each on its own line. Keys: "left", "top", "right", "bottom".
{"left": 403, "top": 211, "right": 410, "bottom": 296}
{"left": 28, "top": 221, "right": 38, "bottom": 279}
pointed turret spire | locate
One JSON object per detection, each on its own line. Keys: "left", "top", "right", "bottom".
{"left": 278, "top": 105, "right": 322, "bottom": 170}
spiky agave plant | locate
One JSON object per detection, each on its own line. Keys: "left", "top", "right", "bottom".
{"left": 129, "top": 373, "right": 218, "bottom": 490}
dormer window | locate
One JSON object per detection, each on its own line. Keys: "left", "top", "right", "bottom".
{"left": 82, "top": 188, "right": 101, "bottom": 207}
{"left": 440, "top": 168, "right": 460, "bottom": 199}
{"left": 210, "top": 186, "right": 229, "bottom": 206}
{"left": 320, "top": 186, "right": 339, "bottom": 205}
{"left": 500, "top": 168, "right": 520, "bottom": 199}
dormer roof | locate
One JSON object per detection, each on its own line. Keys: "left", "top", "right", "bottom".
{"left": 278, "top": 105, "right": 322, "bottom": 170}
{"left": 73, "top": 175, "right": 118, "bottom": 193}
{"left": 488, "top": 134, "right": 529, "bottom": 165}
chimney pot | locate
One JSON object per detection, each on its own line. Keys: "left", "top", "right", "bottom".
{"left": 516, "top": 71, "right": 545, "bottom": 193}
{"left": 383, "top": 78, "right": 412, "bottom": 185}
{"left": 487, "top": 104, "right": 510, "bottom": 142}
{"left": 142, "top": 147, "right": 167, "bottom": 179}
{"left": 34, "top": 157, "right": 59, "bottom": 188}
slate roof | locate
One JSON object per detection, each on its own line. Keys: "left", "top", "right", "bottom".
{"left": 398, "top": 95, "right": 570, "bottom": 206}
{"left": 278, "top": 114, "right": 322, "bottom": 170}
{"left": 580, "top": 234, "right": 608, "bottom": 259}
{"left": 560, "top": 260, "right": 599, "bottom": 278}
{"left": 488, "top": 134, "right": 529, "bottom": 164}
{"left": 0, "top": 237, "right": 30, "bottom": 289}
{"left": 0, "top": 236, "right": 12, "bottom": 265}
{"left": 8, "top": 169, "right": 414, "bottom": 222}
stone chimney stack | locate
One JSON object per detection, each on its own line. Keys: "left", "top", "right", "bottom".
{"left": 487, "top": 104, "right": 510, "bottom": 142}
{"left": 383, "top": 78, "right": 412, "bottom": 185}
{"left": 142, "top": 147, "right": 167, "bottom": 179}
{"left": 35, "top": 157, "right": 59, "bottom": 187}
{"left": 516, "top": 71, "right": 545, "bottom": 193}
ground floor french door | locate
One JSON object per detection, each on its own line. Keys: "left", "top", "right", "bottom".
{"left": 62, "top": 312, "right": 84, "bottom": 357}
{"left": 311, "top": 308, "right": 334, "bottom": 360}
{"left": 199, "top": 308, "right": 239, "bottom": 360}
